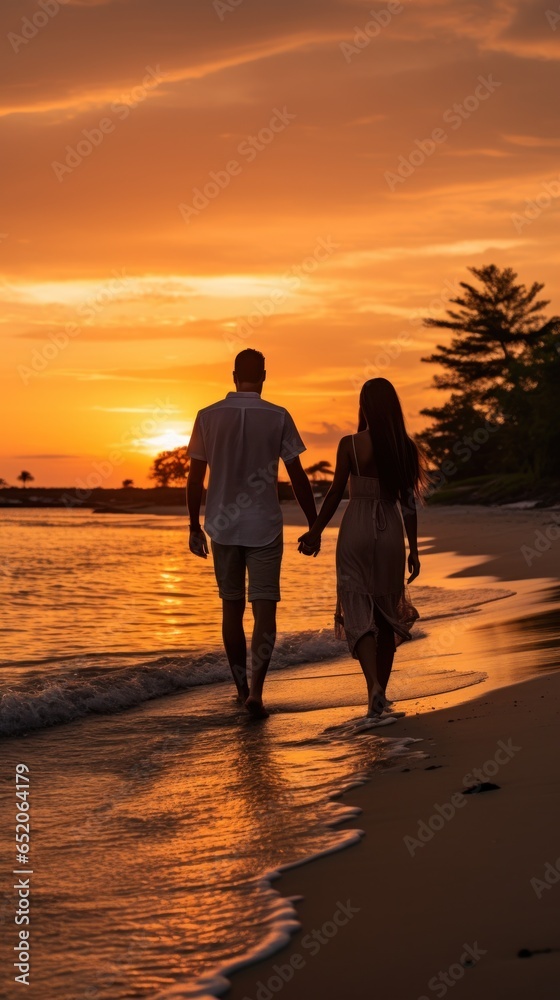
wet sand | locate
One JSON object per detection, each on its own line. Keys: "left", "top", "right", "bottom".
{"left": 282, "top": 500, "right": 560, "bottom": 583}
{"left": 226, "top": 503, "right": 560, "bottom": 1000}
{"left": 228, "top": 672, "right": 560, "bottom": 1000}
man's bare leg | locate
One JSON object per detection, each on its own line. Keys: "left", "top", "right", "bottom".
{"left": 222, "top": 598, "right": 249, "bottom": 701}
{"left": 245, "top": 599, "right": 277, "bottom": 718}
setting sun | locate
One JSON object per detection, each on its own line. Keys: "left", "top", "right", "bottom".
{"left": 138, "top": 428, "right": 191, "bottom": 454}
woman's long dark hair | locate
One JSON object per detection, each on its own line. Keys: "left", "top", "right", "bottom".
{"left": 358, "top": 378, "right": 428, "bottom": 506}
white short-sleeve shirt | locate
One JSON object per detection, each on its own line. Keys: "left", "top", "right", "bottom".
{"left": 187, "top": 392, "right": 306, "bottom": 546}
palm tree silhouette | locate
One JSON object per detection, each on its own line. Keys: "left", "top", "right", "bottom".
{"left": 17, "top": 471, "right": 34, "bottom": 488}
{"left": 305, "top": 460, "right": 334, "bottom": 480}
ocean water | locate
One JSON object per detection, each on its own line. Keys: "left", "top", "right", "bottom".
{"left": 0, "top": 508, "right": 543, "bottom": 1000}
{"left": 0, "top": 509, "right": 509, "bottom": 738}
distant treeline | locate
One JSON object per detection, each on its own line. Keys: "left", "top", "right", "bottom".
{"left": 0, "top": 483, "right": 304, "bottom": 508}
{"left": 0, "top": 487, "right": 188, "bottom": 508}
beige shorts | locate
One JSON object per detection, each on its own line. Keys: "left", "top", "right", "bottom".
{"left": 211, "top": 533, "right": 283, "bottom": 602}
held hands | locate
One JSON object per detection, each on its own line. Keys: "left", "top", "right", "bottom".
{"left": 189, "top": 527, "right": 209, "bottom": 559}
{"left": 298, "top": 530, "right": 321, "bottom": 558}
{"left": 407, "top": 550, "right": 420, "bottom": 583}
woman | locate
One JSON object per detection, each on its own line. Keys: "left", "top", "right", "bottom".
{"left": 298, "top": 378, "right": 428, "bottom": 722}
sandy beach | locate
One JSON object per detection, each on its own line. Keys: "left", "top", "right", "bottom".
{"left": 223, "top": 502, "right": 560, "bottom": 1000}
{"left": 228, "top": 673, "right": 560, "bottom": 1000}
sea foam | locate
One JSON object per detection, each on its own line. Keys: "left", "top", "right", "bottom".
{"left": 0, "top": 629, "right": 343, "bottom": 737}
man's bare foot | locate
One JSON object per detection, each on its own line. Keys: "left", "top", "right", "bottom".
{"left": 235, "top": 683, "right": 250, "bottom": 704}
{"left": 245, "top": 696, "right": 270, "bottom": 719}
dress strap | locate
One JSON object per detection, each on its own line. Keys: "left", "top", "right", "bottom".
{"left": 352, "top": 435, "right": 360, "bottom": 477}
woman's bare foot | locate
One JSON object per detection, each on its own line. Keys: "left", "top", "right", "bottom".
{"left": 245, "top": 696, "right": 270, "bottom": 720}
{"left": 362, "top": 713, "right": 397, "bottom": 727}
{"left": 368, "top": 687, "right": 386, "bottom": 717}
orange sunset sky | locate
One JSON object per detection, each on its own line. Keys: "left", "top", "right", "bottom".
{"left": 2, "top": 0, "right": 559, "bottom": 487}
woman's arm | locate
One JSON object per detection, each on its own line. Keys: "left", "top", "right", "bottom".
{"left": 298, "top": 439, "right": 350, "bottom": 550}
{"left": 401, "top": 489, "right": 420, "bottom": 582}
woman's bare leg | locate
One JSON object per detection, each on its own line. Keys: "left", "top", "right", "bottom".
{"left": 355, "top": 632, "right": 384, "bottom": 716}
{"left": 374, "top": 614, "right": 396, "bottom": 698}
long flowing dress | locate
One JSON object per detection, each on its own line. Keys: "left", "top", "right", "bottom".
{"left": 335, "top": 440, "right": 419, "bottom": 658}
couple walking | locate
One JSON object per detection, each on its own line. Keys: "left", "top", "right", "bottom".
{"left": 187, "top": 349, "right": 425, "bottom": 721}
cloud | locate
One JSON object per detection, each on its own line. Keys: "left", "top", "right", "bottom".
{"left": 336, "top": 239, "right": 526, "bottom": 267}
{"left": 299, "top": 421, "right": 354, "bottom": 448}
{"left": 90, "top": 405, "right": 181, "bottom": 413}
{"left": 502, "top": 133, "right": 560, "bottom": 149}
{"left": 2, "top": 0, "right": 557, "bottom": 124}
{"left": 54, "top": 370, "right": 182, "bottom": 382}
{"left": 0, "top": 1, "right": 347, "bottom": 118}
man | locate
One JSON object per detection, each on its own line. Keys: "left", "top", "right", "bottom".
{"left": 187, "top": 348, "right": 319, "bottom": 718}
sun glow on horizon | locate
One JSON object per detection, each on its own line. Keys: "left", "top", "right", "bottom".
{"left": 134, "top": 428, "right": 191, "bottom": 455}
{"left": 2, "top": 0, "right": 559, "bottom": 488}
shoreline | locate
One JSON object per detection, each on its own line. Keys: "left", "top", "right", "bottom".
{"left": 225, "top": 669, "right": 560, "bottom": 1000}
{"left": 153, "top": 561, "right": 560, "bottom": 1000}
{"left": 211, "top": 505, "right": 560, "bottom": 1000}
{"left": 2, "top": 497, "right": 557, "bottom": 518}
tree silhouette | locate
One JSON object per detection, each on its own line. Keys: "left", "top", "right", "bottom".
{"left": 305, "top": 460, "right": 334, "bottom": 480}
{"left": 122, "top": 479, "right": 134, "bottom": 489}
{"left": 149, "top": 447, "right": 190, "bottom": 487}
{"left": 17, "top": 471, "right": 34, "bottom": 488}
{"left": 0, "top": 478, "right": 8, "bottom": 488}
{"left": 421, "top": 265, "right": 560, "bottom": 478}
{"left": 422, "top": 264, "right": 558, "bottom": 408}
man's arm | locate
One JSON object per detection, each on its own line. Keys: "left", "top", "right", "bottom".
{"left": 285, "top": 456, "right": 318, "bottom": 532}
{"left": 187, "top": 458, "right": 209, "bottom": 558}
